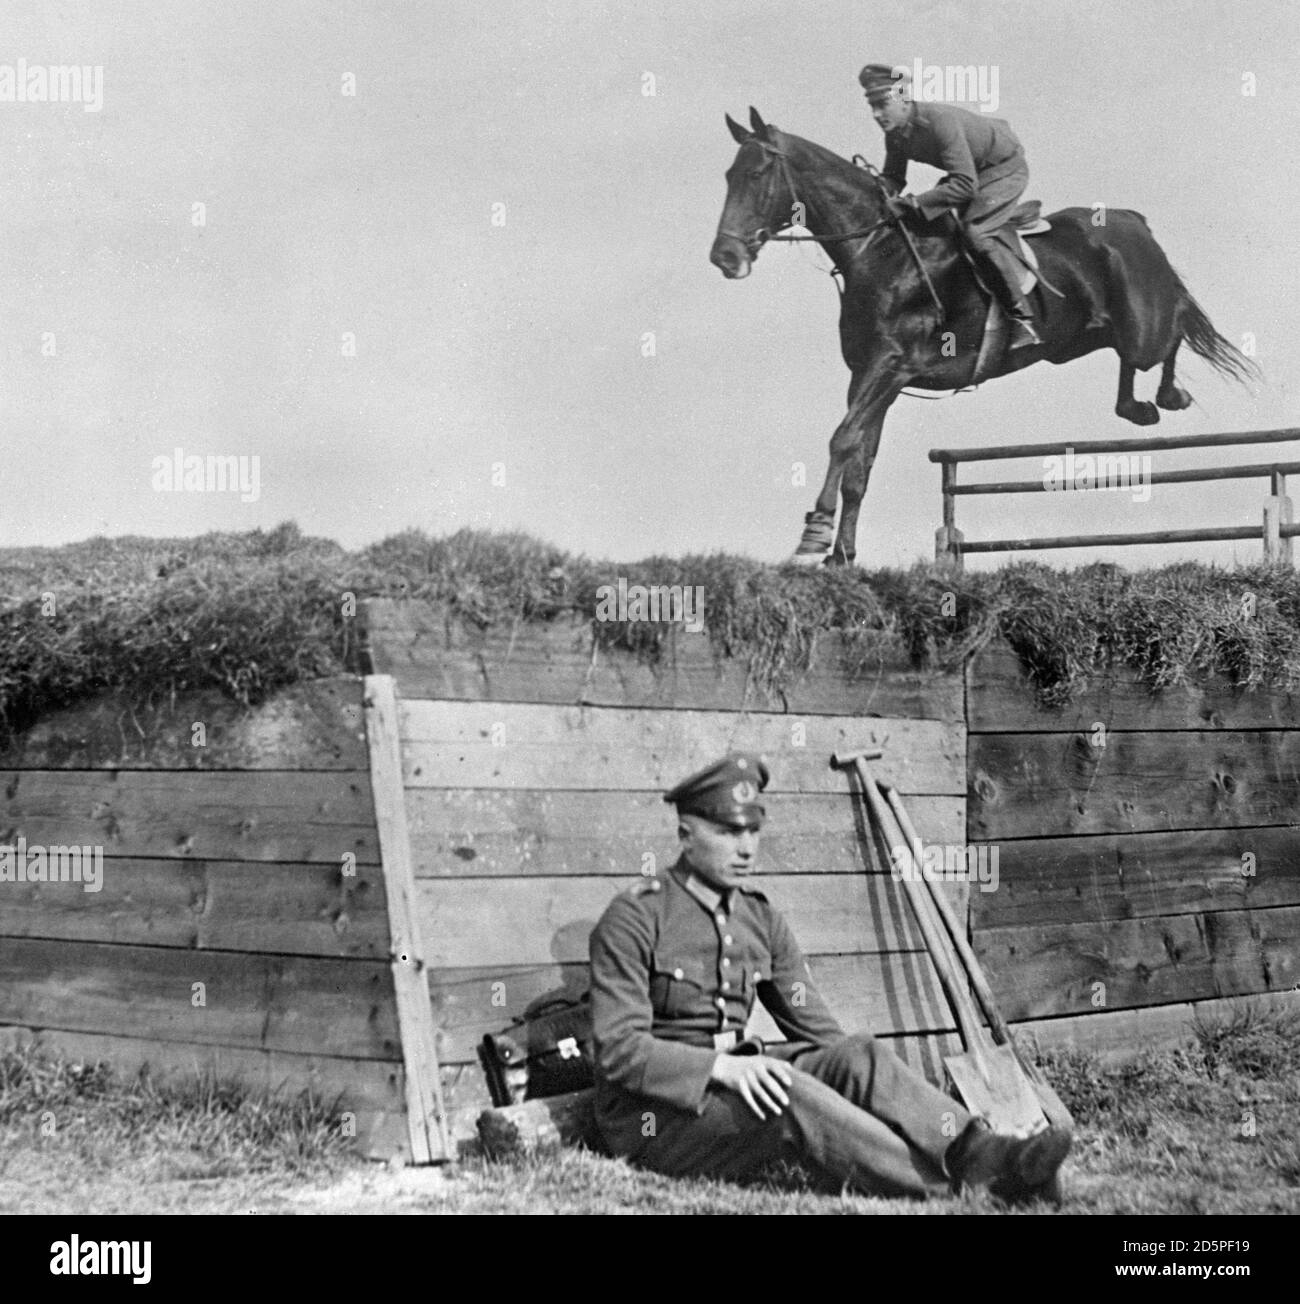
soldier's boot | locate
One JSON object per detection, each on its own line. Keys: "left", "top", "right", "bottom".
{"left": 944, "top": 1117, "right": 1071, "bottom": 1203}
{"left": 974, "top": 240, "right": 1041, "bottom": 350}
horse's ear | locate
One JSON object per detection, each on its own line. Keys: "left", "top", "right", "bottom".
{"left": 748, "top": 106, "right": 770, "bottom": 140}
{"left": 725, "top": 112, "right": 749, "bottom": 144}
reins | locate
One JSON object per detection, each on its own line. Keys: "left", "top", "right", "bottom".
{"left": 723, "top": 139, "right": 946, "bottom": 323}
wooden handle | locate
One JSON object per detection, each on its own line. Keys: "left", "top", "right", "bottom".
{"left": 848, "top": 758, "right": 986, "bottom": 1058}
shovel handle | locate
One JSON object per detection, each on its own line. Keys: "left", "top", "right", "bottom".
{"left": 841, "top": 757, "right": 988, "bottom": 1061}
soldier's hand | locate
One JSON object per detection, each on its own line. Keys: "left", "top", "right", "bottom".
{"left": 709, "top": 1053, "right": 793, "bottom": 1120}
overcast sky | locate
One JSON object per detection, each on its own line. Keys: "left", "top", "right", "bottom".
{"left": 0, "top": 0, "right": 1294, "bottom": 568}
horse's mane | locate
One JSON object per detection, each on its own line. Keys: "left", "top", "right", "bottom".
{"left": 768, "top": 127, "right": 877, "bottom": 191}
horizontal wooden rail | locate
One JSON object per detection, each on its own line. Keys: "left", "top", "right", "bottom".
{"left": 931, "top": 430, "right": 1299, "bottom": 570}
{"left": 962, "top": 523, "right": 1300, "bottom": 555}
{"left": 929, "top": 427, "right": 1300, "bottom": 465}
{"left": 954, "top": 461, "right": 1300, "bottom": 497}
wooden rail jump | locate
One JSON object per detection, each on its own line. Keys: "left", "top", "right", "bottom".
{"left": 929, "top": 428, "right": 1300, "bottom": 569}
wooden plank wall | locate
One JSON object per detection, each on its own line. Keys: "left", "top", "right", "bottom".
{"left": 0, "top": 676, "right": 412, "bottom": 1159}
{"left": 967, "top": 640, "right": 1300, "bottom": 1055}
{"left": 363, "top": 600, "right": 970, "bottom": 1145}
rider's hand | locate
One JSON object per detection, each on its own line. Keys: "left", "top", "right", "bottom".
{"left": 709, "top": 1053, "right": 794, "bottom": 1120}
{"left": 885, "top": 193, "right": 917, "bottom": 220}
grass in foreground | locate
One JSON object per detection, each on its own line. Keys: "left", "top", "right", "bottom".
{"left": 2, "top": 1006, "right": 1296, "bottom": 1215}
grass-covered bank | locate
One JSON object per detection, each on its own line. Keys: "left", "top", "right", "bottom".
{"left": 2, "top": 1004, "right": 1295, "bottom": 1214}
{"left": 3, "top": 523, "right": 1300, "bottom": 743}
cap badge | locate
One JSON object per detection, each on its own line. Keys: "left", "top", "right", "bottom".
{"left": 732, "top": 780, "right": 758, "bottom": 804}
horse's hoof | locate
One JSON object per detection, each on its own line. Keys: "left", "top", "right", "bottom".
{"left": 1156, "top": 385, "right": 1193, "bottom": 411}
{"left": 788, "top": 550, "right": 829, "bottom": 567}
{"left": 1115, "top": 399, "right": 1160, "bottom": 427}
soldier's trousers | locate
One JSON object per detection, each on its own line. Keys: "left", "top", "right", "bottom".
{"left": 600, "top": 1034, "right": 972, "bottom": 1199}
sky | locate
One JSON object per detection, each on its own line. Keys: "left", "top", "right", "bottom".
{"left": 0, "top": 0, "right": 1295, "bottom": 569}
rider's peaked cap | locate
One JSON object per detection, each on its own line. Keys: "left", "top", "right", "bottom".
{"left": 665, "top": 753, "right": 770, "bottom": 829}
{"left": 859, "top": 63, "right": 911, "bottom": 100}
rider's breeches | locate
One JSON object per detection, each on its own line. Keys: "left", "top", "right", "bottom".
{"left": 952, "top": 153, "right": 1030, "bottom": 316}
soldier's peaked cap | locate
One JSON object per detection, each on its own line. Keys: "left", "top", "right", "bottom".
{"left": 664, "top": 752, "right": 770, "bottom": 828}
{"left": 859, "top": 63, "right": 911, "bottom": 100}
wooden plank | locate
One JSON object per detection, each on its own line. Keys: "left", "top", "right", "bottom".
{"left": 0, "top": 677, "right": 368, "bottom": 770}
{"left": 969, "top": 730, "right": 1300, "bottom": 838}
{"left": 0, "top": 857, "right": 389, "bottom": 957}
{"left": 416, "top": 873, "right": 944, "bottom": 970}
{"left": 975, "top": 906, "right": 1300, "bottom": 1020}
{"left": 0, "top": 769, "right": 379, "bottom": 863}
{"left": 476, "top": 1089, "right": 601, "bottom": 1157}
{"left": 0, "top": 1023, "right": 409, "bottom": 1160}
{"left": 405, "top": 789, "right": 965, "bottom": 879}
{"left": 364, "top": 674, "right": 450, "bottom": 1163}
{"left": 1010, "top": 989, "right": 1300, "bottom": 1063}
{"left": 426, "top": 951, "right": 957, "bottom": 1065}
{"left": 969, "top": 826, "right": 1300, "bottom": 930}
{"left": 0, "top": 936, "right": 401, "bottom": 1060}
{"left": 931, "top": 427, "right": 1300, "bottom": 464}
{"left": 967, "top": 640, "right": 1300, "bottom": 734}
{"left": 362, "top": 600, "right": 963, "bottom": 722}
{"left": 399, "top": 700, "right": 964, "bottom": 795}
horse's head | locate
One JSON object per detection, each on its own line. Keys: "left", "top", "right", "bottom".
{"left": 710, "top": 107, "right": 796, "bottom": 280}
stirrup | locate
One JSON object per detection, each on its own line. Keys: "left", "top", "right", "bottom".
{"left": 1008, "top": 316, "right": 1041, "bottom": 349}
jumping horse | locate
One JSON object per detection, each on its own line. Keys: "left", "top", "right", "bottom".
{"left": 710, "top": 108, "right": 1257, "bottom": 565}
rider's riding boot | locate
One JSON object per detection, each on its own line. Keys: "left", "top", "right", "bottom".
{"left": 977, "top": 241, "right": 1041, "bottom": 350}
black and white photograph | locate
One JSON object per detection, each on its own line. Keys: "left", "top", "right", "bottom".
{"left": 0, "top": 0, "right": 1295, "bottom": 1259}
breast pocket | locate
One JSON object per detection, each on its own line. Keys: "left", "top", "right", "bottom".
{"left": 650, "top": 954, "right": 709, "bottom": 1017}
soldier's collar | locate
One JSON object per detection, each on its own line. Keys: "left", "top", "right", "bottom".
{"left": 679, "top": 865, "right": 729, "bottom": 915}
{"left": 891, "top": 101, "right": 919, "bottom": 136}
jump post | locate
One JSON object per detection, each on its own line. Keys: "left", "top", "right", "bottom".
{"left": 930, "top": 428, "right": 1300, "bottom": 570}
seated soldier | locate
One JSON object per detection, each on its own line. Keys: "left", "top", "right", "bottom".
{"left": 588, "top": 752, "right": 1071, "bottom": 1201}
{"left": 859, "top": 61, "right": 1041, "bottom": 349}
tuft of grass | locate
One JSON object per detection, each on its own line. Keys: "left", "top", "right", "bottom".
{"left": 4, "top": 524, "right": 1300, "bottom": 741}
{"left": 1192, "top": 1003, "right": 1300, "bottom": 1081}
{"left": 0, "top": 1041, "right": 355, "bottom": 1182}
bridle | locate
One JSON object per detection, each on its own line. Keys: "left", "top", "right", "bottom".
{"left": 718, "top": 136, "right": 945, "bottom": 322}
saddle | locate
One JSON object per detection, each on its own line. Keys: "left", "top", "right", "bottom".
{"left": 959, "top": 200, "right": 1055, "bottom": 384}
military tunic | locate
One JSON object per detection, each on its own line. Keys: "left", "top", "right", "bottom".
{"left": 589, "top": 858, "right": 972, "bottom": 1197}
{"left": 881, "top": 100, "right": 1028, "bottom": 229}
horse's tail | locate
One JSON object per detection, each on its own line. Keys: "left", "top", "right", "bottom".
{"left": 1177, "top": 283, "right": 1260, "bottom": 385}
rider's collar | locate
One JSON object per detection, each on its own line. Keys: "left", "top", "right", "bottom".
{"left": 889, "top": 101, "right": 919, "bottom": 137}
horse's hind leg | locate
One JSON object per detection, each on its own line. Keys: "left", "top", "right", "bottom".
{"left": 1155, "top": 339, "right": 1194, "bottom": 411}
{"left": 1114, "top": 360, "right": 1159, "bottom": 426}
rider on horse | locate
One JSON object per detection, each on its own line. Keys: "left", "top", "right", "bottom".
{"left": 859, "top": 62, "right": 1041, "bottom": 350}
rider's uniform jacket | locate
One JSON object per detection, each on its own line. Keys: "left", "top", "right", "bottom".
{"left": 882, "top": 101, "right": 1024, "bottom": 219}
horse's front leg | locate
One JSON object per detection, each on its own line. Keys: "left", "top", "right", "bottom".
{"left": 830, "top": 404, "right": 891, "bottom": 565}
{"left": 792, "top": 366, "right": 902, "bottom": 563}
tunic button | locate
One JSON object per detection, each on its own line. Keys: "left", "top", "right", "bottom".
{"left": 673, "top": 968, "right": 684, "bottom": 980}
{"left": 723, "top": 935, "right": 733, "bottom": 946}
{"left": 721, "top": 958, "right": 730, "bottom": 968}
{"left": 721, "top": 981, "right": 731, "bottom": 992}
{"left": 715, "top": 997, "right": 726, "bottom": 1009}
{"left": 715, "top": 914, "right": 726, "bottom": 925}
